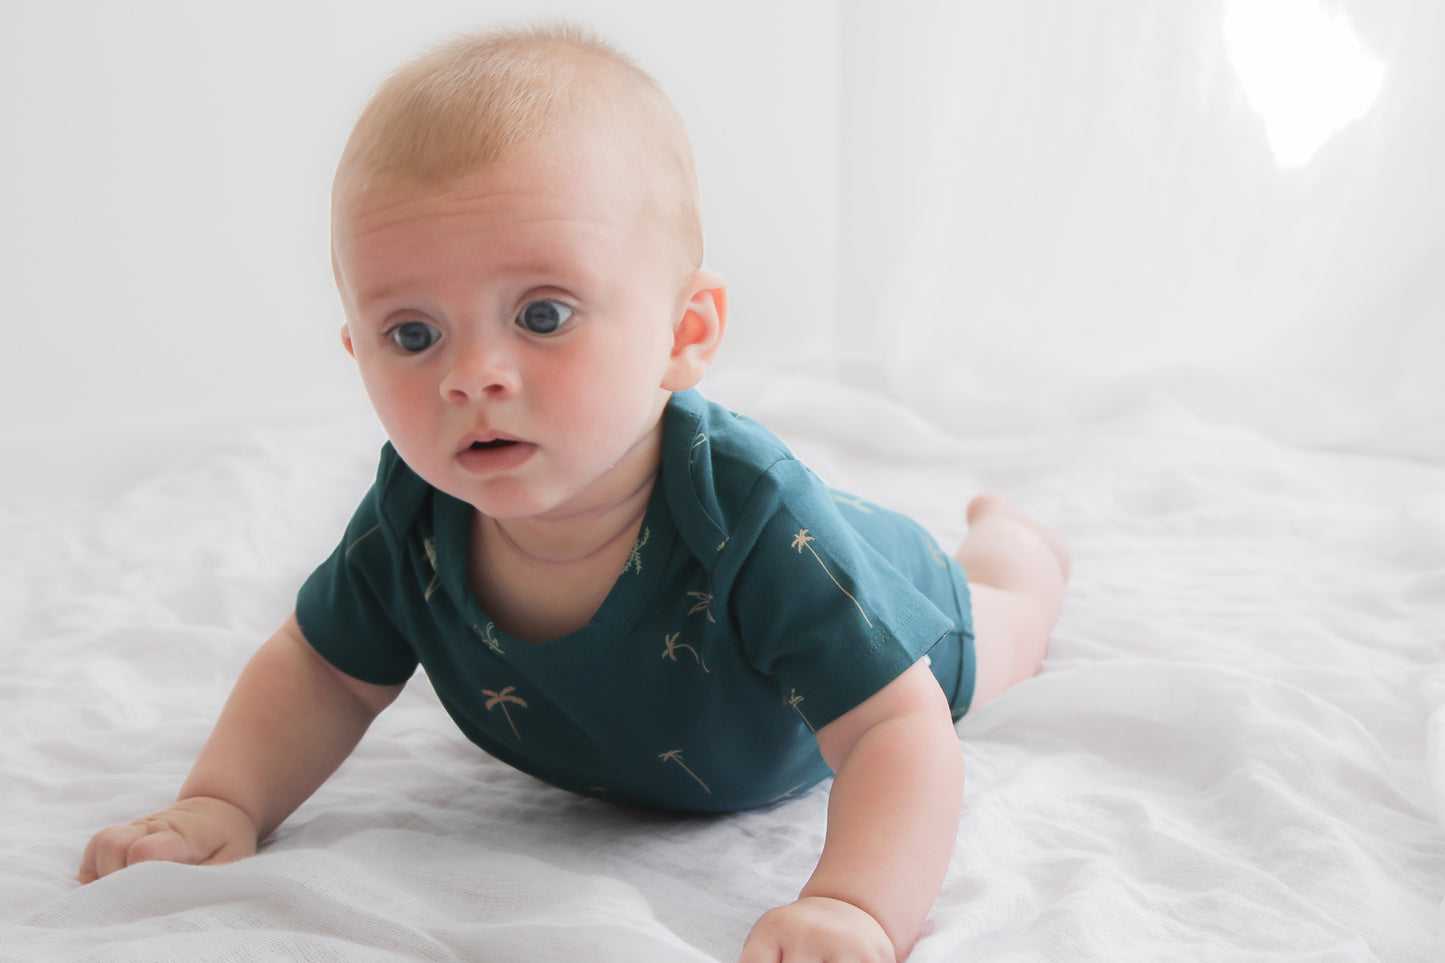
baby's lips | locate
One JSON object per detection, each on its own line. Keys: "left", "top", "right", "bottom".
{"left": 457, "top": 430, "right": 524, "bottom": 452}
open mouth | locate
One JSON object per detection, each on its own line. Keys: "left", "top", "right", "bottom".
{"left": 456, "top": 435, "right": 532, "bottom": 475}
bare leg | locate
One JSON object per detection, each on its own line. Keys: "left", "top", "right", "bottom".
{"left": 956, "top": 494, "right": 1070, "bottom": 710}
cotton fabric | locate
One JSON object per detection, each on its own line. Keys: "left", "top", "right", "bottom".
{"left": 296, "top": 388, "right": 973, "bottom": 812}
{"left": 3, "top": 371, "right": 1442, "bottom": 961}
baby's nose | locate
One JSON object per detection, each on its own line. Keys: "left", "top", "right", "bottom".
{"left": 439, "top": 336, "right": 518, "bottom": 402}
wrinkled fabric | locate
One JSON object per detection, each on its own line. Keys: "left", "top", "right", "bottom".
{"left": 2, "top": 371, "right": 1442, "bottom": 961}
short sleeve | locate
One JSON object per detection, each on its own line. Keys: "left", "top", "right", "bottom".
{"left": 722, "top": 461, "right": 955, "bottom": 731}
{"left": 295, "top": 472, "right": 420, "bottom": 687}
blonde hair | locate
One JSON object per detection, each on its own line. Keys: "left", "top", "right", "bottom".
{"left": 334, "top": 23, "right": 703, "bottom": 267}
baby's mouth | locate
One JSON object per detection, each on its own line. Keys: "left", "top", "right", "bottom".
{"left": 456, "top": 435, "right": 534, "bottom": 475}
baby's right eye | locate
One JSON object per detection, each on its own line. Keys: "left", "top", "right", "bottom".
{"left": 389, "top": 321, "right": 441, "bottom": 353}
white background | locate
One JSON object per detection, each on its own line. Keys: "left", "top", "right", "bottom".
{"left": 3, "top": 0, "right": 1442, "bottom": 496}
{"left": 2, "top": 6, "right": 1442, "bottom": 958}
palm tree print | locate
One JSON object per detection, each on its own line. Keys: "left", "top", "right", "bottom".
{"left": 483, "top": 685, "right": 528, "bottom": 740}
{"left": 925, "top": 537, "right": 948, "bottom": 567}
{"left": 790, "top": 529, "right": 873, "bottom": 627}
{"left": 345, "top": 524, "right": 380, "bottom": 557}
{"left": 658, "top": 749, "right": 711, "bottom": 795}
{"left": 686, "top": 590, "right": 716, "bottom": 623}
{"left": 769, "top": 782, "right": 809, "bottom": 804}
{"left": 832, "top": 493, "right": 874, "bottom": 514}
{"left": 478, "top": 621, "right": 504, "bottom": 656}
{"left": 422, "top": 537, "right": 442, "bottom": 601}
{"left": 661, "top": 632, "right": 710, "bottom": 673}
{"left": 624, "top": 527, "right": 650, "bottom": 575}
{"left": 785, "top": 688, "right": 816, "bottom": 733}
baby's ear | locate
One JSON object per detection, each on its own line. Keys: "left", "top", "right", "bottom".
{"left": 663, "top": 270, "right": 727, "bottom": 391}
{"left": 341, "top": 324, "right": 356, "bottom": 358}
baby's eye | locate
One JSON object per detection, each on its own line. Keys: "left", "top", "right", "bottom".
{"left": 389, "top": 320, "right": 441, "bottom": 353}
{"left": 515, "top": 299, "right": 575, "bottom": 335}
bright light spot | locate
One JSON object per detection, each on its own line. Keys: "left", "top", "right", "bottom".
{"left": 1222, "top": 0, "right": 1387, "bottom": 168}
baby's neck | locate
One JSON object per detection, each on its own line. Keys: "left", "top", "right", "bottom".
{"left": 467, "top": 472, "right": 656, "bottom": 643}
{"left": 483, "top": 474, "right": 654, "bottom": 566}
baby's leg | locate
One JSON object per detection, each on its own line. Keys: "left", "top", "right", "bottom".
{"left": 956, "top": 494, "right": 1070, "bottom": 709}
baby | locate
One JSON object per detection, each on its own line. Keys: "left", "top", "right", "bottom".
{"left": 79, "top": 24, "right": 1069, "bottom": 962}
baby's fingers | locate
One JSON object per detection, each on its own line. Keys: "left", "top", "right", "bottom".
{"left": 78, "top": 820, "right": 199, "bottom": 883}
{"left": 78, "top": 822, "right": 151, "bottom": 883}
{"left": 78, "top": 798, "right": 259, "bottom": 884}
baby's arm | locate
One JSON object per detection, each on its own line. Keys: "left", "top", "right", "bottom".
{"left": 740, "top": 660, "right": 965, "bottom": 962}
{"left": 78, "top": 613, "right": 403, "bottom": 882}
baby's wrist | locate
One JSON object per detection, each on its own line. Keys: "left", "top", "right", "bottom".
{"left": 173, "top": 794, "right": 261, "bottom": 834}
{"left": 801, "top": 891, "right": 907, "bottom": 956}
{"left": 799, "top": 895, "right": 891, "bottom": 937}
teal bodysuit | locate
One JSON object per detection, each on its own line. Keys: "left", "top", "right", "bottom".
{"left": 296, "top": 389, "right": 975, "bottom": 813}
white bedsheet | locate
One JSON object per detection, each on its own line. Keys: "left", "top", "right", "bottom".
{"left": 2, "top": 371, "right": 1442, "bottom": 961}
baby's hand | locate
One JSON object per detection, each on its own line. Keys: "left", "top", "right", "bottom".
{"left": 77, "top": 796, "right": 258, "bottom": 883}
{"left": 739, "top": 896, "right": 896, "bottom": 963}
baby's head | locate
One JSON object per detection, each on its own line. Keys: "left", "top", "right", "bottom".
{"left": 333, "top": 23, "right": 703, "bottom": 278}
{"left": 329, "top": 25, "right": 726, "bottom": 523}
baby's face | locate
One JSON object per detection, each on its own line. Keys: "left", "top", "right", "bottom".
{"left": 333, "top": 133, "right": 692, "bottom": 524}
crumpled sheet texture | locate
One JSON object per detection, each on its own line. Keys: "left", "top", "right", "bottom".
{"left": 2, "top": 371, "right": 1442, "bottom": 961}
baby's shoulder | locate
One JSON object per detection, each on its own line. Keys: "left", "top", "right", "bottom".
{"left": 664, "top": 390, "right": 796, "bottom": 480}
{"left": 341, "top": 442, "right": 441, "bottom": 556}
{"left": 661, "top": 390, "right": 821, "bottom": 559}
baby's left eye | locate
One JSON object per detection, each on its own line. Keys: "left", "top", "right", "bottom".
{"left": 515, "top": 300, "right": 575, "bottom": 335}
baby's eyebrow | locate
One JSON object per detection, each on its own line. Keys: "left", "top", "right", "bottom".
{"left": 343, "top": 229, "right": 613, "bottom": 309}
{"left": 495, "top": 257, "right": 569, "bottom": 278}
{"left": 492, "top": 255, "right": 607, "bottom": 294}
{"left": 348, "top": 278, "right": 427, "bottom": 311}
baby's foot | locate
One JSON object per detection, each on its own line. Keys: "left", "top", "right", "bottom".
{"left": 966, "top": 494, "right": 1072, "bottom": 582}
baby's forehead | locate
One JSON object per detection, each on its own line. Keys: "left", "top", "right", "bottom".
{"left": 340, "top": 108, "right": 682, "bottom": 219}
{"left": 331, "top": 156, "right": 687, "bottom": 293}
{"left": 338, "top": 123, "right": 648, "bottom": 213}
{"left": 332, "top": 28, "right": 702, "bottom": 268}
